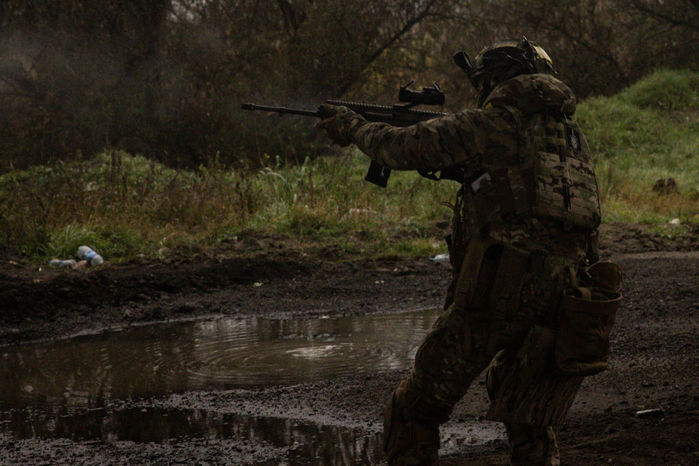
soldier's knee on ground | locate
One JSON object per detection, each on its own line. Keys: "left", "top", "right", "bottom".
{"left": 507, "top": 423, "right": 560, "bottom": 466}
{"left": 383, "top": 380, "right": 440, "bottom": 466}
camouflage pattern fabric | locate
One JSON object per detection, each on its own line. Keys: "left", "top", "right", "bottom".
{"left": 405, "top": 251, "right": 578, "bottom": 420}
{"left": 321, "top": 73, "right": 602, "bottom": 465}
{"left": 487, "top": 351, "right": 562, "bottom": 465}
{"left": 327, "top": 73, "right": 599, "bottom": 262}
{"left": 391, "top": 251, "right": 576, "bottom": 465}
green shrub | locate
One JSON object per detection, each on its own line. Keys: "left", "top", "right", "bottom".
{"left": 617, "top": 69, "right": 698, "bottom": 111}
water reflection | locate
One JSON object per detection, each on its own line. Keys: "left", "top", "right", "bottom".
{"left": 0, "top": 310, "right": 438, "bottom": 410}
{"left": 2, "top": 406, "right": 384, "bottom": 465}
{"left": 0, "top": 309, "right": 513, "bottom": 464}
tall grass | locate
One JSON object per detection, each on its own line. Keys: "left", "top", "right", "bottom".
{"left": 0, "top": 151, "right": 455, "bottom": 262}
{"left": 1, "top": 69, "right": 696, "bottom": 262}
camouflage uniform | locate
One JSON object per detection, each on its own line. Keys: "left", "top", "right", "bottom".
{"left": 321, "top": 70, "right": 618, "bottom": 465}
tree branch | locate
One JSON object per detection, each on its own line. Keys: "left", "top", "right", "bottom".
{"left": 336, "top": 0, "right": 439, "bottom": 95}
{"left": 630, "top": 0, "right": 699, "bottom": 32}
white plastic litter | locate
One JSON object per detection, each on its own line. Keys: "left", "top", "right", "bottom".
{"left": 77, "top": 246, "right": 104, "bottom": 266}
{"left": 430, "top": 253, "right": 450, "bottom": 263}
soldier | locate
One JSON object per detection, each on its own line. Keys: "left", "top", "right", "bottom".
{"left": 318, "top": 38, "right": 621, "bottom": 465}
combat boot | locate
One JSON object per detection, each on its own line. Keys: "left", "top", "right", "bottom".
{"left": 383, "top": 381, "right": 440, "bottom": 466}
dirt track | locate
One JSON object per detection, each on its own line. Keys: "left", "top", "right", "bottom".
{"left": 0, "top": 223, "right": 697, "bottom": 464}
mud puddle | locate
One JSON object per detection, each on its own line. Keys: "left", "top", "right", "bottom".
{"left": 2, "top": 406, "right": 385, "bottom": 464}
{"left": 1, "top": 310, "right": 444, "bottom": 463}
{"left": 1, "top": 310, "right": 439, "bottom": 409}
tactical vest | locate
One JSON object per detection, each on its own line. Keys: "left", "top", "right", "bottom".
{"left": 466, "top": 109, "right": 601, "bottom": 233}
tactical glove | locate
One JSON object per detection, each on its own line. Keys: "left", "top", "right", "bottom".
{"left": 316, "top": 104, "right": 355, "bottom": 147}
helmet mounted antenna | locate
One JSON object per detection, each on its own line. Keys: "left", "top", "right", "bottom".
{"left": 519, "top": 36, "right": 536, "bottom": 62}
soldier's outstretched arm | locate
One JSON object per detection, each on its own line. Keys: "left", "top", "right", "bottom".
{"left": 317, "top": 104, "right": 517, "bottom": 173}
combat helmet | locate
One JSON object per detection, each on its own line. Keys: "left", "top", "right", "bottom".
{"left": 454, "top": 37, "right": 554, "bottom": 106}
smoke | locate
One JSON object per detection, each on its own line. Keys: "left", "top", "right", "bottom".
{"left": 0, "top": 23, "right": 205, "bottom": 169}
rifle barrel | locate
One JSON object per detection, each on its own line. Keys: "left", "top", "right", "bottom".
{"left": 241, "top": 103, "right": 319, "bottom": 118}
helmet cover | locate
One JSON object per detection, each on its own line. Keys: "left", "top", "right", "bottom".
{"left": 461, "top": 37, "right": 554, "bottom": 105}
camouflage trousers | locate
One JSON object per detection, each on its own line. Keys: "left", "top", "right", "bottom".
{"left": 384, "top": 252, "right": 578, "bottom": 465}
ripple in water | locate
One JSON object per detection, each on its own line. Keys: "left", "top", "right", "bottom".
{"left": 0, "top": 310, "right": 439, "bottom": 410}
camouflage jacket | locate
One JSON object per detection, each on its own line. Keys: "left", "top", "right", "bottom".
{"left": 337, "top": 73, "right": 600, "bottom": 270}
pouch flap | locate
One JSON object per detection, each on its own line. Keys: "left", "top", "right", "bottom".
{"left": 585, "top": 261, "right": 623, "bottom": 292}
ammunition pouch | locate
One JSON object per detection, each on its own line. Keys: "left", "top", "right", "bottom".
{"left": 554, "top": 261, "right": 623, "bottom": 376}
{"left": 453, "top": 238, "right": 495, "bottom": 311}
{"left": 454, "top": 239, "right": 529, "bottom": 317}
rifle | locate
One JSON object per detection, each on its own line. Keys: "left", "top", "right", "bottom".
{"left": 242, "top": 82, "right": 458, "bottom": 187}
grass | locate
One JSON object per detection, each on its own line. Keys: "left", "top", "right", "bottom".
{"left": 0, "top": 151, "right": 455, "bottom": 262}
{"left": 1, "top": 69, "right": 696, "bottom": 263}
{"left": 576, "top": 69, "right": 698, "bottom": 224}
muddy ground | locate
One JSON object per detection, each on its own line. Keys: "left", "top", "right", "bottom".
{"left": 0, "top": 222, "right": 697, "bottom": 465}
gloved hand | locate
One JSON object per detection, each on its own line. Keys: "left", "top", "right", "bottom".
{"left": 316, "top": 104, "right": 355, "bottom": 147}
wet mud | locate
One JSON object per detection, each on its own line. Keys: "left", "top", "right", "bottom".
{"left": 4, "top": 406, "right": 385, "bottom": 465}
{"left": 0, "top": 224, "right": 697, "bottom": 464}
